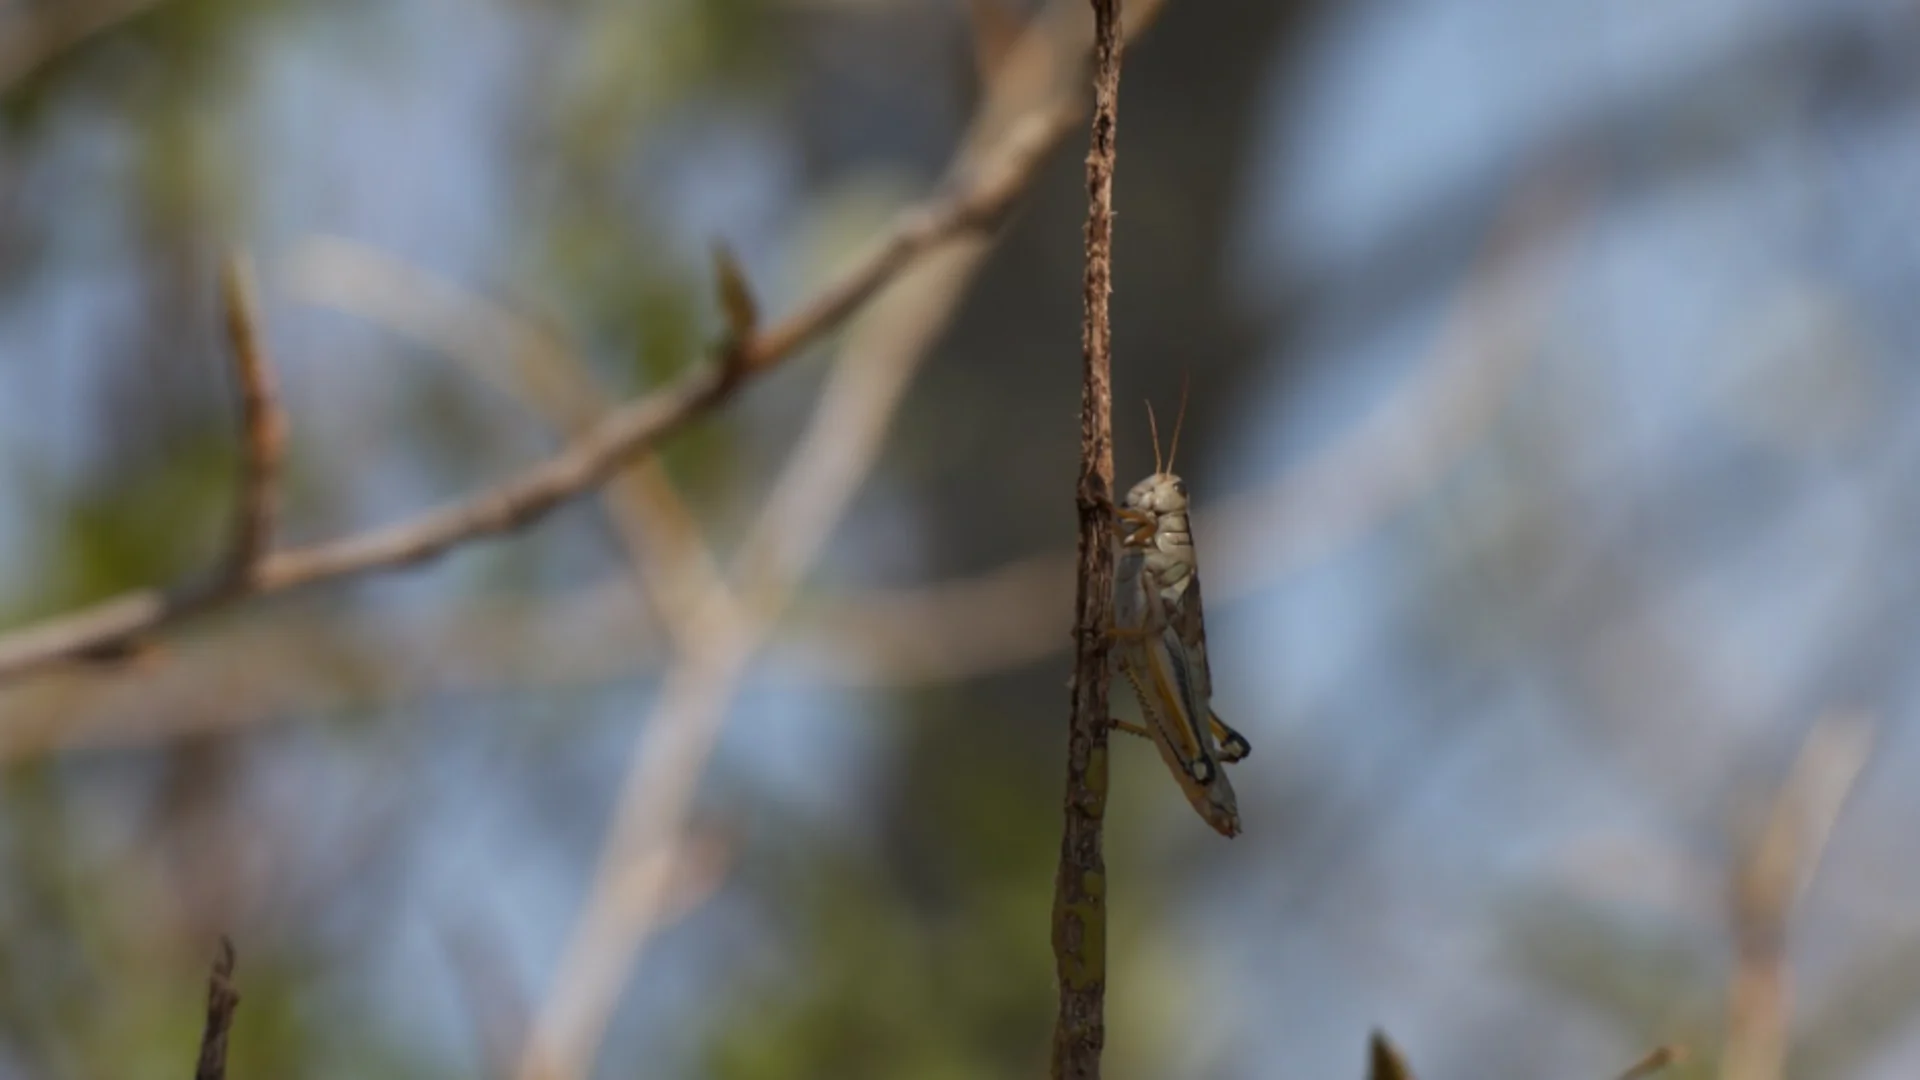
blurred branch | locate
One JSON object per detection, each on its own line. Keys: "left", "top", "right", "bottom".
{"left": 800, "top": 218, "right": 1542, "bottom": 684}
{"left": 514, "top": 0, "right": 1165, "bottom": 1072}
{"left": 0, "top": 91, "right": 1074, "bottom": 686}
{"left": 281, "top": 235, "right": 734, "bottom": 651}
{"left": 790, "top": 169, "right": 1566, "bottom": 688}
{"left": 282, "top": 112, "right": 1076, "bottom": 1080}
{"left": 193, "top": 937, "right": 238, "bottom": 1080}
{"left": 0, "top": 224, "right": 1536, "bottom": 755}
{"left": 1612, "top": 1045, "right": 1683, "bottom": 1080}
{"left": 966, "top": 0, "right": 1023, "bottom": 82}
{"left": 1721, "top": 714, "right": 1873, "bottom": 1080}
{"left": 291, "top": 234, "right": 759, "bottom": 1080}
{"left": 439, "top": 832, "right": 727, "bottom": 1080}
{"left": 0, "top": 0, "right": 167, "bottom": 93}
{"left": 11, "top": 251, "right": 288, "bottom": 670}
{"left": 2, "top": 0, "right": 1588, "bottom": 750}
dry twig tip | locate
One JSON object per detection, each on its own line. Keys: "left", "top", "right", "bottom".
{"left": 0, "top": 93, "right": 1069, "bottom": 685}
{"left": 219, "top": 249, "right": 287, "bottom": 585}
{"left": 194, "top": 937, "right": 240, "bottom": 1080}
{"left": 711, "top": 241, "right": 759, "bottom": 365}
{"left": 1368, "top": 1030, "right": 1417, "bottom": 1080}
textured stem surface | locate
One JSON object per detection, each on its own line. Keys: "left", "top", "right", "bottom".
{"left": 1050, "top": 1, "right": 1123, "bottom": 1076}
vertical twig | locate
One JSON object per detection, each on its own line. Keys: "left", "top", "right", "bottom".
{"left": 1050, "top": 1, "right": 1122, "bottom": 1077}
{"left": 194, "top": 937, "right": 239, "bottom": 1080}
{"left": 219, "top": 251, "right": 285, "bottom": 589}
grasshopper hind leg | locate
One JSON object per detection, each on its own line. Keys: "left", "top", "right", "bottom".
{"left": 1117, "top": 658, "right": 1226, "bottom": 788}
{"left": 1209, "top": 712, "right": 1252, "bottom": 763}
{"left": 1114, "top": 714, "right": 1221, "bottom": 785}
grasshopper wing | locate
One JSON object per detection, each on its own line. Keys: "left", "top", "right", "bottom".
{"left": 1169, "top": 569, "right": 1213, "bottom": 706}
{"left": 1112, "top": 527, "right": 1242, "bottom": 836}
{"left": 1164, "top": 571, "right": 1252, "bottom": 762}
{"left": 1121, "top": 644, "right": 1241, "bottom": 838}
{"left": 1133, "top": 558, "right": 1241, "bottom": 836}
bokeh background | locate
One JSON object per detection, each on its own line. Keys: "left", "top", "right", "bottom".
{"left": 3, "top": 0, "right": 1919, "bottom": 1077}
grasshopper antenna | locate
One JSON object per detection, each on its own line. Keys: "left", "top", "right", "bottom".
{"left": 1165, "top": 371, "right": 1191, "bottom": 474}
{"left": 1145, "top": 398, "right": 1164, "bottom": 476}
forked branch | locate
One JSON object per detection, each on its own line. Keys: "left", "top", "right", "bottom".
{"left": 0, "top": 107, "right": 1070, "bottom": 684}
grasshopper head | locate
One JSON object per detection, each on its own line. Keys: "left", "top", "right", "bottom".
{"left": 1124, "top": 472, "right": 1188, "bottom": 516}
{"left": 1118, "top": 472, "right": 1189, "bottom": 544}
{"left": 1124, "top": 386, "right": 1193, "bottom": 544}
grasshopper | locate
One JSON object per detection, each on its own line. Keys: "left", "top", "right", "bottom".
{"left": 1109, "top": 393, "right": 1250, "bottom": 838}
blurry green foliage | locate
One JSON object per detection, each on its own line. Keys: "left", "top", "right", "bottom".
{"left": 7, "top": 432, "right": 230, "bottom": 619}
{"left": 704, "top": 842, "right": 1059, "bottom": 1080}
{"left": 693, "top": 693, "right": 1214, "bottom": 1080}
{"left": 6, "top": 0, "right": 1244, "bottom": 1076}
{"left": 696, "top": 692, "right": 1067, "bottom": 1078}
{"left": 3, "top": 0, "right": 261, "bottom": 127}
{"left": 1503, "top": 889, "right": 1920, "bottom": 1080}
{"left": 0, "top": 758, "right": 449, "bottom": 1079}
{"left": 1787, "top": 928, "right": 1920, "bottom": 1079}
{"left": 1501, "top": 894, "right": 1720, "bottom": 1051}
{"left": 514, "top": 0, "right": 782, "bottom": 505}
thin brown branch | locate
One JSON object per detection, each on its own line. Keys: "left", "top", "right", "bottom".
{"left": 517, "top": 219, "right": 989, "bottom": 1080}
{"left": 730, "top": 107, "right": 1060, "bottom": 373}
{"left": 0, "top": 103, "right": 1072, "bottom": 687}
{"left": 194, "top": 937, "right": 239, "bottom": 1080}
{"left": 513, "top": 3, "right": 1180, "bottom": 1071}
{"left": 282, "top": 235, "right": 737, "bottom": 650}
{"left": 1051, "top": 0, "right": 1122, "bottom": 1077}
{"left": 219, "top": 251, "right": 286, "bottom": 587}
{"left": 1, "top": 230, "right": 1543, "bottom": 755}
{"left": 0, "top": 253, "right": 285, "bottom": 673}
{"left": 0, "top": 303, "right": 1532, "bottom": 753}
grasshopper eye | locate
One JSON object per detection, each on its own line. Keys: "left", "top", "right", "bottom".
{"left": 1173, "top": 480, "right": 1187, "bottom": 497}
{"left": 1189, "top": 758, "right": 1214, "bottom": 785}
